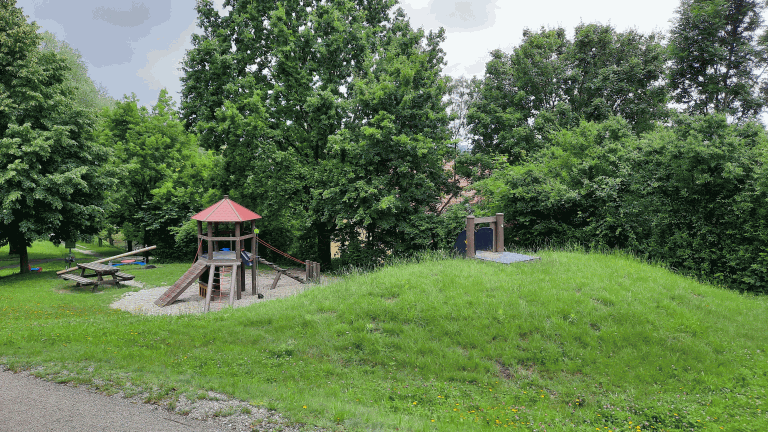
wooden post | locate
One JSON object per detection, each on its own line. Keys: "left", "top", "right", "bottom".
{"left": 235, "top": 222, "right": 243, "bottom": 295}
{"left": 306, "top": 260, "right": 311, "bottom": 281}
{"left": 495, "top": 213, "right": 504, "bottom": 252}
{"left": 313, "top": 262, "right": 320, "bottom": 281}
{"left": 466, "top": 215, "right": 475, "bottom": 258}
{"left": 229, "top": 264, "right": 239, "bottom": 306}
{"left": 213, "top": 223, "right": 219, "bottom": 252}
{"left": 270, "top": 272, "right": 281, "bottom": 290}
{"left": 204, "top": 264, "right": 215, "bottom": 312}
{"left": 207, "top": 222, "right": 213, "bottom": 261}
{"left": 197, "top": 221, "right": 202, "bottom": 255}
{"left": 251, "top": 221, "right": 257, "bottom": 295}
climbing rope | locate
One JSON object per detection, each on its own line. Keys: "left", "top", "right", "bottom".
{"left": 256, "top": 238, "right": 305, "bottom": 265}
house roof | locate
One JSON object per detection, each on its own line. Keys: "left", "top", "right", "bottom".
{"left": 191, "top": 196, "right": 262, "bottom": 222}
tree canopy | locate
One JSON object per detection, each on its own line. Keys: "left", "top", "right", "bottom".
{"left": 0, "top": 0, "right": 112, "bottom": 272}
{"left": 181, "top": 1, "right": 456, "bottom": 267}
{"left": 96, "top": 90, "right": 215, "bottom": 261}
{"left": 668, "top": 0, "right": 768, "bottom": 119}
{"left": 467, "top": 24, "right": 668, "bottom": 161}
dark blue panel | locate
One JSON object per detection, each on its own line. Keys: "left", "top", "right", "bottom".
{"left": 454, "top": 230, "right": 467, "bottom": 254}
{"left": 454, "top": 227, "right": 495, "bottom": 254}
{"left": 475, "top": 227, "right": 494, "bottom": 251}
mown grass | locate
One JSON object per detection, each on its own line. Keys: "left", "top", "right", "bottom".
{"left": 1, "top": 249, "right": 767, "bottom": 431}
{"left": 0, "top": 241, "right": 127, "bottom": 275}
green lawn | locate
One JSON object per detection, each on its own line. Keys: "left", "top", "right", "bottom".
{"left": 1, "top": 249, "right": 767, "bottom": 431}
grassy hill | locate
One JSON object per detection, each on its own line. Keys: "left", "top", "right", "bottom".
{"left": 1, "top": 247, "right": 767, "bottom": 431}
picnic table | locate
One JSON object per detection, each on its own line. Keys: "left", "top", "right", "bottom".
{"left": 59, "top": 262, "right": 135, "bottom": 291}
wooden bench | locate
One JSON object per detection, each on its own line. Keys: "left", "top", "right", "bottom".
{"left": 60, "top": 273, "right": 97, "bottom": 289}
{"left": 115, "top": 272, "right": 135, "bottom": 281}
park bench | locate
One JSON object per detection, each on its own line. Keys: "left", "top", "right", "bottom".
{"left": 115, "top": 272, "right": 135, "bottom": 281}
{"left": 59, "top": 273, "right": 97, "bottom": 287}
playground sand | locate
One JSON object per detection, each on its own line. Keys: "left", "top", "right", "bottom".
{"left": 111, "top": 270, "right": 326, "bottom": 316}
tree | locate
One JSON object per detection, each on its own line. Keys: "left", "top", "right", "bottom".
{"left": 181, "top": 1, "right": 453, "bottom": 268}
{"left": 467, "top": 24, "right": 667, "bottom": 160}
{"left": 39, "top": 32, "right": 114, "bottom": 112}
{"left": 668, "top": 0, "right": 768, "bottom": 119}
{"left": 566, "top": 23, "right": 668, "bottom": 133}
{"left": 326, "top": 18, "right": 455, "bottom": 258}
{"left": 0, "top": 1, "right": 113, "bottom": 273}
{"left": 97, "top": 89, "right": 210, "bottom": 260}
{"left": 467, "top": 28, "right": 572, "bottom": 161}
{"left": 475, "top": 113, "right": 768, "bottom": 293}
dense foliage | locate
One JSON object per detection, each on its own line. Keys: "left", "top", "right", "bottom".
{"left": 668, "top": 0, "right": 768, "bottom": 119}
{"left": 181, "top": 0, "right": 459, "bottom": 268}
{"left": 463, "top": 0, "right": 768, "bottom": 293}
{"left": 0, "top": 1, "right": 113, "bottom": 273}
{"left": 475, "top": 114, "right": 768, "bottom": 292}
{"left": 3, "top": 0, "right": 768, "bottom": 289}
{"left": 466, "top": 24, "right": 667, "bottom": 162}
{"left": 95, "top": 90, "right": 217, "bottom": 262}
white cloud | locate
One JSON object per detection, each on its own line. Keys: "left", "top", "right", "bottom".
{"left": 136, "top": 21, "right": 196, "bottom": 92}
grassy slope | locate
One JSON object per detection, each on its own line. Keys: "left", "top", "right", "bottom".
{"left": 1, "top": 250, "right": 767, "bottom": 431}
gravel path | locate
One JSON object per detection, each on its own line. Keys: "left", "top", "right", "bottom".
{"left": 0, "top": 368, "right": 319, "bottom": 432}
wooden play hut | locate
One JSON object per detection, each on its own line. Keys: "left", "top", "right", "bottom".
{"left": 155, "top": 196, "right": 261, "bottom": 312}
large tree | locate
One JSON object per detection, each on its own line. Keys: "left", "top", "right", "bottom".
{"left": 566, "top": 23, "right": 668, "bottom": 132}
{"left": 467, "top": 24, "right": 667, "bottom": 160}
{"left": 668, "top": 0, "right": 768, "bottom": 118}
{"left": 97, "top": 90, "right": 210, "bottom": 259}
{"left": 0, "top": 1, "right": 112, "bottom": 273}
{"left": 181, "top": 0, "right": 453, "bottom": 267}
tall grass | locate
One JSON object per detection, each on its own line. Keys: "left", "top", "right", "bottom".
{"left": 1, "top": 249, "right": 767, "bottom": 431}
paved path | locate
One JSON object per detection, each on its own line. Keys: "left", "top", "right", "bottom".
{"left": 0, "top": 370, "right": 236, "bottom": 432}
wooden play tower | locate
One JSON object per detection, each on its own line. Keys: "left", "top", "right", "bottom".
{"left": 155, "top": 196, "right": 320, "bottom": 312}
{"left": 155, "top": 196, "right": 261, "bottom": 312}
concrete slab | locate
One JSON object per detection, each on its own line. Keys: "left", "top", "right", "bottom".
{"left": 475, "top": 250, "right": 540, "bottom": 264}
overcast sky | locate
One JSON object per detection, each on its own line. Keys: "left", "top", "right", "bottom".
{"left": 16, "top": 0, "right": 679, "bottom": 107}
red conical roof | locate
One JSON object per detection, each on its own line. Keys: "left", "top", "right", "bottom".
{"left": 191, "top": 196, "right": 261, "bottom": 222}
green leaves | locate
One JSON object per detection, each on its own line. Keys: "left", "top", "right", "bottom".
{"left": 477, "top": 113, "right": 768, "bottom": 292}
{"left": 668, "top": 0, "right": 768, "bottom": 118}
{"left": 96, "top": 90, "right": 213, "bottom": 260}
{"left": 0, "top": 2, "right": 113, "bottom": 272}
{"left": 181, "top": 0, "right": 453, "bottom": 267}
{"left": 468, "top": 24, "right": 668, "bottom": 161}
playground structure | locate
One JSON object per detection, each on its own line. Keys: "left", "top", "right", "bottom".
{"left": 455, "top": 213, "right": 539, "bottom": 264}
{"left": 154, "top": 196, "right": 320, "bottom": 312}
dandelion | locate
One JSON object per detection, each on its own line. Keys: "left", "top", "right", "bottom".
{"left": 302, "top": 405, "right": 307, "bottom": 409}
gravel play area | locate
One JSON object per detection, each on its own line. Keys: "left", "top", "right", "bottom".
{"left": 111, "top": 269, "right": 326, "bottom": 315}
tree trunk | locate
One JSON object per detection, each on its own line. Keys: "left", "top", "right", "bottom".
{"left": 143, "top": 228, "right": 151, "bottom": 261}
{"left": 126, "top": 240, "right": 133, "bottom": 252}
{"left": 10, "top": 235, "right": 29, "bottom": 274}
{"left": 19, "top": 244, "right": 29, "bottom": 274}
{"left": 315, "top": 221, "right": 332, "bottom": 270}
